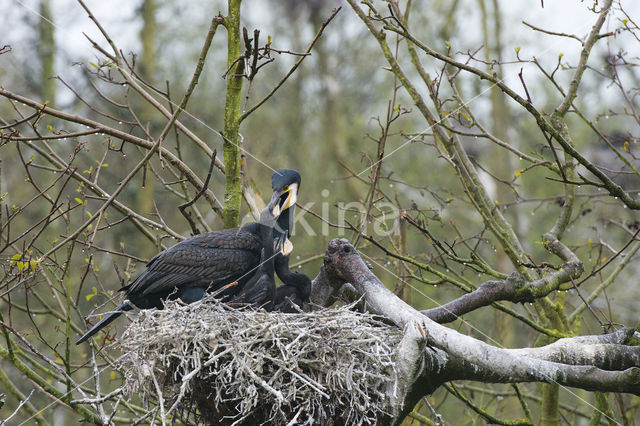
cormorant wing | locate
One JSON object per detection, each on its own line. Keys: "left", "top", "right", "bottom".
{"left": 125, "top": 227, "right": 262, "bottom": 298}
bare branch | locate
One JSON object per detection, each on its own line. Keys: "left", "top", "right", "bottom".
{"left": 178, "top": 150, "right": 217, "bottom": 235}
{"left": 240, "top": 7, "right": 341, "bottom": 122}
{"left": 313, "top": 239, "right": 640, "bottom": 401}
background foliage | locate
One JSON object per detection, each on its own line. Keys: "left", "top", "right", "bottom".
{"left": 1, "top": 0, "right": 639, "bottom": 424}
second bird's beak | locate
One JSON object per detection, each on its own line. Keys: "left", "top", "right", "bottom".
{"left": 274, "top": 233, "right": 287, "bottom": 254}
{"left": 281, "top": 238, "right": 294, "bottom": 256}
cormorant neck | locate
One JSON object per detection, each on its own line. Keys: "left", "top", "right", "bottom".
{"left": 274, "top": 253, "right": 311, "bottom": 299}
{"left": 258, "top": 222, "right": 275, "bottom": 278}
{"left": 275, "top": 205, "right": 293, "bottom": 239}
{"left": 275, "top": 254, "right": 306, "bottom": 286}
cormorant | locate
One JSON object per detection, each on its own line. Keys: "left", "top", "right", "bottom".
{"left": 269, "top": 170, "right": 312, "bottom": 312}
{"left": 271, "top": 169, "right": 300, "bottom": 247}
{"left": 227, "top": 209, "right": 283, "bottom": 310}
{"left": 76, "top": 169, "right": 300, "bottom": 344}
{"left": 272, "top": 253, "right": 312, "bottom": 313}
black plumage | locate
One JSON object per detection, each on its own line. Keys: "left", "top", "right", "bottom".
{"left": 269, "top": 170, "right": 312, "bottom": 312}
{"left": 227, "top": 210, "right": 280, "bottom": 310}
{"left": 272, "top": 253, "right": 312, "bottom": 313}
{"left": 123, "top": 226, "right": 266, "bottom": 308}
{"left": 77, "top": 169, "right": 301, "bottom": 345}
{"left": 228, "top": 249, "right": 275, "bottom": 310}
{"left": 76, "top": 227, "right": 264, "bottom": 344}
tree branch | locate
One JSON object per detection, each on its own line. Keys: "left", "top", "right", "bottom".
{"left": 311, "top": 238, "right": 640, "bottom": 424}
{"left": 420, "top": 262, "right": 582, "bottom": 325}
{"left": 239, "top": 7, "right": 341, "bottom": 122}
{"left": 0, "top": 88, "right": 223, "bottom": 214}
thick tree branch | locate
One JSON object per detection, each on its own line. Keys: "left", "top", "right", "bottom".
{"left": 311, "top": 238, "right": 640, "bottom": 422}
{"left": 420, "top": 262, "right": 582, "bottom": 324}
{"left": 509, "top": 339, "right": 640, "bottom": 371}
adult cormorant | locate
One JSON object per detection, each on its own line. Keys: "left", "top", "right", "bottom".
{"left": 227, "top": 209, "right": 282, "bottom": 310}
{"left": 76, "top": 169, "right": 300, "bottom": 344}
{"left": 269, "top": 170, "right": 312, "bottom": 312}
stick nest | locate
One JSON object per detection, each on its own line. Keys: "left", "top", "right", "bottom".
{"left": 117, "top": 297, "right": 401, "bottom": 425}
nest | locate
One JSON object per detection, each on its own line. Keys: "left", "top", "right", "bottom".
{"left": 117, "top": 297, "right": 402, "bottom": 425}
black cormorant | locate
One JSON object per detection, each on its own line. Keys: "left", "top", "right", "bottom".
{"left": 272, "top": 253, "right": 312, "bottom": 313}
{"left": 227, "top": 208, "right": 283, "bottom": 310}
{"left": 269, "top": 170, "right": 312, "bottom": 312}
{"left": 76, "top": 169, "right": 300, "bottom": 344}
{"left": 271, "top": 169, "right": 300, "bottom": 245}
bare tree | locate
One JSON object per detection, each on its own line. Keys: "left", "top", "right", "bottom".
{"left": 332, "top": 0, "right": 640, "bottom": 423}
{"left": 1, "top": 0, "right": 639, "bottom": 424}
{"left": 0, "top": 1, "right": 336, "bottom": 423}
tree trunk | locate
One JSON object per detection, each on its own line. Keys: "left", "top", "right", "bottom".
{"left": 38, "top": 0, "right": 55, "bottom": 103}
{"left": 222, "top": 0, "right": 244, "bottom": 228}
{"left": 138, "top": 0, "right": 157, "bottom": 252}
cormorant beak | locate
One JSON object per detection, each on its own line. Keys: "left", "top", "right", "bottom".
{"left": 281, "top": 238, "right": 294, "bottom": 256}
{"left": 269, "top": 183, "right": 298, "bottom": 218}
{"left": 268, "top": 191, "right": 283, "bottom": 218}
{"left": 274, "top": 232, "right": 288, "bottom": 254}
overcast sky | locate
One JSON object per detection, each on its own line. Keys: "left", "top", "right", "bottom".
{"left": 2, "top": 0, "right": 638, "bottom": 111}
{"left": 4, "top": 1, "right": 639, "bottom": 60}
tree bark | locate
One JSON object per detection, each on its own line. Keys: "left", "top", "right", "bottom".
{"left": 222, "top": 0, "right": 244, "bottom": 228}
{"left": 38, "top": 0, "right": 55, "bottom": 103}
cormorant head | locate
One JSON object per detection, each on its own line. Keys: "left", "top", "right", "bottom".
{"left": 263, "top": 169, "right": 300, "bottom": 222}
{"left": 267, "top": 169, "right": 301, "bottom": 256}
{"left": 270, "top": 169, "right": 301, "bottom": 218}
